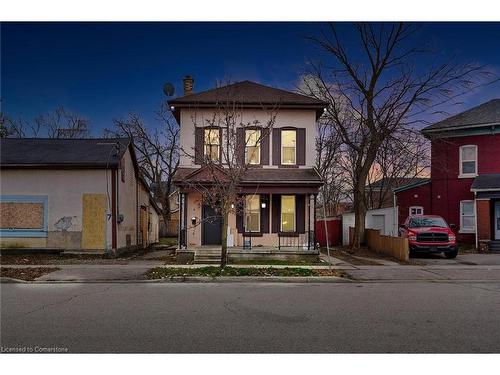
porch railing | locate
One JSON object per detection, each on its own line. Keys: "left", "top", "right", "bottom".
{"left": 278, "top": 231, "right": 316, "bottom": 251}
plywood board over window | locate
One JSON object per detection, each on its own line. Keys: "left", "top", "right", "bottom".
{"left": 81, "top": 194, "right": 107, "bottom": 250}
{"left": 0, "top": 202, "right": 44, "bottom": 229}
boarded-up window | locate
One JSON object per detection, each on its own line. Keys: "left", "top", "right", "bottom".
{"left": 0, "top": 202, "right": 44, "bottom": 229}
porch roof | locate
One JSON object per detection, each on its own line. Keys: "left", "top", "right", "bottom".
{"left": 471, "top": 174, "right": 500, "bottom": 192}
{"left": 173, "top": 167, "right": 323, "bottom": 185}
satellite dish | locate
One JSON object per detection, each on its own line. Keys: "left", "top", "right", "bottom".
{"left": 163, "top": 83, "right": 175, "bottom": 97}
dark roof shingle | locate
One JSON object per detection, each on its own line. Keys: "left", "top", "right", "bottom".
{"left": 422, "top": 99, "right": 500, "bottom": 132}
{"left": 0, "top": 138, "right": 131, "bottom": 168}
{"left": 173, "top": 167, "right": 323, "bottom": 185}
{"left": 471, "top": 174, "right": 500, "bottom": 191}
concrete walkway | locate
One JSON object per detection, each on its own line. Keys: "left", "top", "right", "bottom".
{"left": 3, "top": 261, "right": 500, "bottom": 282}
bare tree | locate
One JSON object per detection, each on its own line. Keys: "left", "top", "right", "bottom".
{"left": 302, "top": 22, "right": 492, "bottom": 249}
{"left": 1, "top": 107, "right": 90, "bottom": 138}
{"left": 104, "top": 102, "right": 179, "bottom": 228}
{"left": 183, "top": 100, "right": 277, "bottom": 268}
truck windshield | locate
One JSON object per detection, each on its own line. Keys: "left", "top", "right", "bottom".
{"left": 409, "top": 217, "right": 448, "bottom": 228}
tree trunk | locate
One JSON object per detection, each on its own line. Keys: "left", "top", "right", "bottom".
{"left": 352, "top": 194, "right": 366, "bottom": 250}
{"left": 220, "top": 211, "right": 228, "bottom": 268}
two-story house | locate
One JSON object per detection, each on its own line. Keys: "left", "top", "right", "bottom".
{"left": 170, "top": 78, "right": 325, "bottom": 253}
{"left": 394, "top": 99, "right": 500, "bottom": 252}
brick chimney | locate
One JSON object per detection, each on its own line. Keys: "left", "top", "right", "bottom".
{"left": 183, "top": 75, "right": 194, "bottom": 96}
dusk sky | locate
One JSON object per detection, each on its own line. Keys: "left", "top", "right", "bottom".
{"left": 2, "top": 22, "right": 500, "bottom": 134}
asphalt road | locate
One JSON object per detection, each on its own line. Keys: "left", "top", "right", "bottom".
{"left": 2, "top": 282, "right": 500, "bottom": 353}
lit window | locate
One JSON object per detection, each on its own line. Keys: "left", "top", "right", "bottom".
{"left": 409, "top": 206, "right": 423, "bottom": 216}
{"left": 204, "top": 128, "right": 220, "bottom": 162}
{"left": 245, "top": 129, "right": 261, "bottom": 164}
{"left": 244, "top": 195, "right": 260, "bottom": 232}
{"left": 281, "top": 130, "right": 296, "bottom": 165}
{"left": 281, "top": 195, "right": 295, "bottom": 232}
{"left": 460, "top": 201, "right": 475, "bottom": 232}
{"left": 459, "top": 145, "right": 477, "bottom": 177}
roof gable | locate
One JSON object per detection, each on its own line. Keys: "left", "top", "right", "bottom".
{"left": 168, "top": 80, "right": 328, "bottom": 120}
{"left": 422, "top": 99, "right": 500, "bottom": 134}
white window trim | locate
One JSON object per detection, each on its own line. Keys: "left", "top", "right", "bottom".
{"left": 409, "top": 206, "right": 424, "bottom": 216}
{"left": 244, "top": 195, "right": 260, "bottom": 233}
{"left": 281, "top": 130, "right": 296, "bottom": 165}
{"left": 459, "top": 200, "right": 476, "bottom": 233}
{"left": 458, "top": 145, "right": 478, "bottom": 178}
{"left": 245, "top": 129, "right": 261, "bottom": 165}
{"left": 280, "top": 195, "right": 296, "bottom": 232}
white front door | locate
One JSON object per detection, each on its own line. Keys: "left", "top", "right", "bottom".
{"left": 495, "top": 201, "right": 500, "bottom": 240}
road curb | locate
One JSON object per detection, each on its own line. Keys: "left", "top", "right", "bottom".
{"left": 1, "top": 276, "right": 353, "bottom": 284}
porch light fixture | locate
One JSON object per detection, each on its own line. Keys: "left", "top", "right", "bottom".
{"left": 170, "top": 106, "right": 175, "bottom": 110}
{"left": 191, "top": 217, "right": 196, "bottom": 225}
{"left": 231, "top": 204, "right": 234, "bottom": 209}
{"left": 261, "top": 202, "right": 266, "bottom": 208}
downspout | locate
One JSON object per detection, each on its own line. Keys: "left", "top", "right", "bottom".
{"left": 136, "top": 177, "right": 139, "bottom": 248}
{"left": 177, "top": 193, "right": 182, "bottom": 251}
{"left": 474, "top": 191, "right": 478, "bottom": 250}
{"left": 393, "top": 190, "right": 397, "bottom": 236}
{"left": 111, "top": 169, "right": 117, "bottom": 251}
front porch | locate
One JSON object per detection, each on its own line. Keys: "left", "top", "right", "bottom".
{"left": 472, "top": 174, "right": 500, "bottom": 253}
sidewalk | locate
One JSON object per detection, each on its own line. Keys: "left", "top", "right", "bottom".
{"left": 2, "top": 261, "right": 500, "bottom": 283}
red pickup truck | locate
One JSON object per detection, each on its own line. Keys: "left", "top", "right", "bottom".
{"left": 399, "top": 215, "right": 458, "bottom": 259}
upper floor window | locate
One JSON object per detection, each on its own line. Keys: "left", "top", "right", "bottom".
{"left": 281, "top": 195, "right": 296, "bottom": 232}
{"left": 459, "top": 145, "right": 477, "bottom": 177}
{"left": 204, "top": 128, "right": 220, "bottom": 162}
{"left": 245, "top": 129, "right": 260, "bottom": 165}
{"left": 244, "top": 195, "right": 260, "bottom": 232}
{"left": 281, "top": 130, "right": 296, "bottom": 165}
{"left": 460, "top": 200, "right": 475, "bottom": 233}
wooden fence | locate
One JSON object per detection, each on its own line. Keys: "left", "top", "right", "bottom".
{"left": 160, "top": 219, "right": 178, "bottom": 237}
{"left": 348, "top": 227, "right": 409, "bottom": 262}
{"left": 365, "top": 228, "right": 409, "bottom": 262}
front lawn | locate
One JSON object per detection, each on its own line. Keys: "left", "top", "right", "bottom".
{"left": 145, "top": 266, "right": 348, "bottom": 279}
{"left": 159, "top": 237, "right": 178, "bottom": 247}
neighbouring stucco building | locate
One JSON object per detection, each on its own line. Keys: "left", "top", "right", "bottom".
{"left": 169, "top": 78, "right": 325, "bottom": 253}
{"left": 394, "top": 99, "right": 500, "bottom": 252}
{"left": 0, "top": 138, "right": 160, "bottom": 253}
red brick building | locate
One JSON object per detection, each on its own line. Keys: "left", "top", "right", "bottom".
{"left": 394, "top": 99, "right": 500, "bottom": 252}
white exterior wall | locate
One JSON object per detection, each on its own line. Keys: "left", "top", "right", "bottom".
{"left": 0, "top": 169, "right": 113, "bottom": 249}
{"left": 117, "top": 148, "right": 138, "bottom": 249}
{"left": 342, "top": 206, "right": 399, "bottom": 246}
{"left": 178, "top": 108, "right": 317, "bottom": 168}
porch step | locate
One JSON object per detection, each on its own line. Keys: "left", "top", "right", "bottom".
{"left": 489, "top": 240, "right": 500, "bottom": 253}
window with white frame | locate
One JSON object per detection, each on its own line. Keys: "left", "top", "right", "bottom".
{"left": 245, "top": 129, "right": 260, "bottom": 164}
{"left": 281, "top": 195, "right": 296, "bottom": 232}
{"left": 459, "top": 145, "right": 477, "bottom": 177}
{"left": 281, "top": 130, "right": 296, "bottom": 165}
{"left": 409, "top": 206, "right": 424, "bottom": 216}
{"left": 204, "top": 128, "right": 220, "bottom": 162}
{"left": 460, "top": 200, "right": 475, "bottom": 232}
{"left": 244, "top": 195, "right": 260, "bottom": 232}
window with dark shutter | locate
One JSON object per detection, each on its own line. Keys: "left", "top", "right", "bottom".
{"left": 297, "top": 128, "right": 306, "bottom": 165}
{"left": 194, "top": 127, "right": 204, "bottom": 164}
{"left": 272, "top": 129, "right": 281, "bottom": 166}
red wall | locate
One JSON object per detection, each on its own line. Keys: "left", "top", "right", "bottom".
{"left": 316, "top": 218, "right": 342, "bottom": 247}
{"left": 395, "top": 182, "right": 432, "bottom": 225}
{"left": 396, "top": 133, "right": 500, "bottom": 244}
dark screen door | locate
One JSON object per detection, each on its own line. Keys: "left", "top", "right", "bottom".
{"left": 202, "top": 204, "right": 222, "bottom": 245}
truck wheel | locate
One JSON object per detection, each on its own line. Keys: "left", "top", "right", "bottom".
{"left": 444, "top": 250, "right": 458, "bottom": 259}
